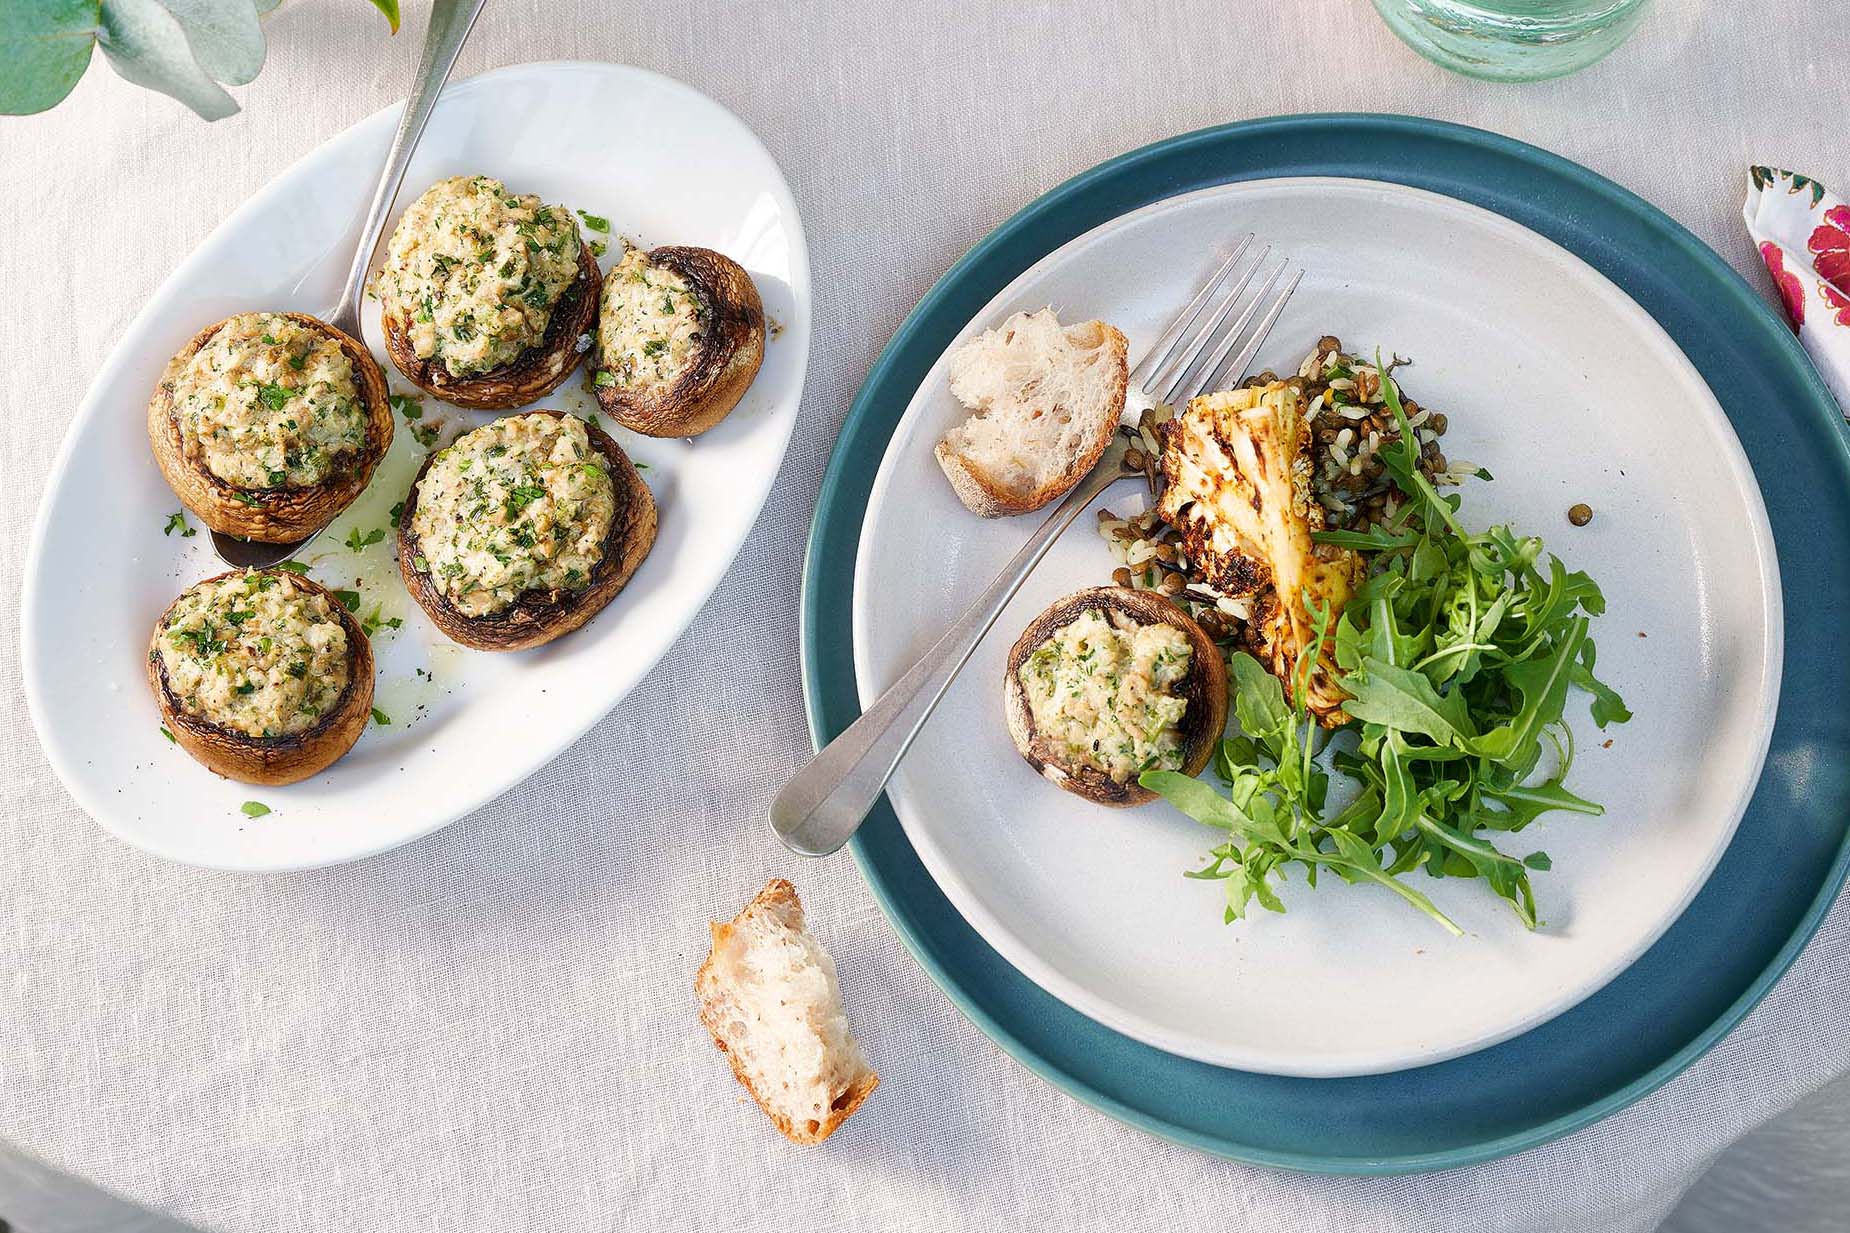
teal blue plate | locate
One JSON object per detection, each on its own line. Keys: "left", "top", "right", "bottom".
{"left": 799, "top": 115, "right": 1850, "bottom": 1173}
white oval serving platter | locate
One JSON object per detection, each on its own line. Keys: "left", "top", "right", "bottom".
{"left": 851, "top": 177, "right": 1780, "bottom": 1076}
{"left": 21, "top": 61, "right": 809, "bottom": 871}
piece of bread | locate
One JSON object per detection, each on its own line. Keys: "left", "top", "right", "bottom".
{"left": 696, "top": 879, "right": 877, "bottom": 1145}
{"left": 934, "top": 309, "right": 1128, "bottom": 517}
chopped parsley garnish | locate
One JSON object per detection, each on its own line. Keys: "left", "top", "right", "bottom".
{"left": 411, "top": 422, "right": 441, "bottom": 449}
{"left": 593, "top": 371, "right": 616, "bottom": 388}
{"left": 172, "top": 626, "right": 229, "bottom": 656}
{"left": 589, "top": 240, "right": 607, "bottom": 258}
{"left": 389, "top": 393, "right": 423, "bottom": 420}
{"left": 255, "top": 382, "right": 296, "bottom": 411}
{"left": 360, "top": 605, "right": 403, "bottom": 637}
{"left": 159, "top": 725, "right": 176, "bottom": 744}
{"left": 642, "top": 338, "right": 667, "bottom": 357}
{"left": 332, "top": 589, "right": 361, "bottom": 612}
{"left": 576, "top": 209, "right": 610, "bottom": 232}
{"left": 370, "top": 707, "right": 391, "bottom": 726}
{"left": 240, "top": 800, "right": 271, "bottom": 818}
{"left": 504, "top": 483, "right": 546, "bottom": 517}
{"left": 288, "top": 352, "right": 307, "bottom": 371}
{"left": 344, "top": 526, "right": 387, "bottom": 552}
{"left": 260, "top": 333, "right": 279, "bottom": 345}
{"left": 232, "top": 491, "right": 263, "bottom": 506}
{"left": 163, "top": 511, "right": 196, "bottom": 538}
{"left": 389, "top": 500, "right": 405, "bottom": 528}
{"left": 275, "top": 560, "right": 311, "bottom": 574}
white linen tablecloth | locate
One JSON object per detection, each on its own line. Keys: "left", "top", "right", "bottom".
{"left": 2, "top": 2, "right": 1845, "bottom": 1230}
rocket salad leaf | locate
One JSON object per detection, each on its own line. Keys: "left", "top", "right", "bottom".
{"left": 1143, "top": 357, "right": 1630, "bottom": 932}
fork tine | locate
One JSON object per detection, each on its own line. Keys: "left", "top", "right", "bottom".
{"left": 1145, "top": 246, "right": 1270, "bottom": 403}
{"left": 1126, "top": 233, "right": 1253, "bottom": 389}
{"left": 1202, "top": 265, "right": 1303, "bottom": 395}
{"left": 1161, "top": 261, "right": 1309, "bottom": 403}
{"left": 1158, "top": 258, "right": 1288, "bottom": 405}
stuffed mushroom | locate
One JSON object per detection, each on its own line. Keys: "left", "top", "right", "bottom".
{"left": 376, "top": 175, "right": 601, "bottom": 411}
{"left": 591, "top": 245, "right": 764, "bottom": 437}
{"left": 396, "top": 410, "right": 656, "bottom": 651}
{"left": 148, "top": 568, "right": 374, "bottom": 785}
{"left": 1003, "top": 587, "right": 1228, "bottom": 807}
{"left": 147, "top": 311, "right": 392, "bottom": 542}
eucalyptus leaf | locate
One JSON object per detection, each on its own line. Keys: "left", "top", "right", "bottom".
{"left": 158, "top": 0, "right": 265, "bottom": 85}
{"left": 98, "top": 0, "right": 237, "bottom": 118}
{"left": 1, "top": 0, "right": 101, "bottom": 115}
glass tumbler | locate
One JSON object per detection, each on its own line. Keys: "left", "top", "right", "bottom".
{"left": 1370, "top": 0, "right": 1653, "bottom": 82}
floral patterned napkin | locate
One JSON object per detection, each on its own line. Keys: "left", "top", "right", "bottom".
{"left": 1745, "top": 166, "right": 1850, "bottom": 412}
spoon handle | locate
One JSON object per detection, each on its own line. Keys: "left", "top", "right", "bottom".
{"left": 327, "top": 0, "right": 488, "bottom": 333}
{"left": 770, "top": 438, "right": 1133, "bottom": 857}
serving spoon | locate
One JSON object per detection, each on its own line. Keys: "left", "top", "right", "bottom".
{"left": 210, "top": 0, "right": 488, "bottom": 568}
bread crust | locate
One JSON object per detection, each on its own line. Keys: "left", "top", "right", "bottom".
{"left": 395, "top": 411, "right": 657, "bottom": 652}
{"left": 147, "top": 313, "right": 393, "bottom": 543}
{"left": 934, "top": 320, "right": 1128, "bottom": 517}
{"left": 1003, "top": 586, "right": 1228, "bottom": 807}
{"left": 381, "top": 237, "right": 601, "bottom": 411}
{"left": 695, "top": 879, "right": 879, "bottom": 1145}
{"left": 147, "top": 570, "right": 374, "bottom": 785}
{"left": 593, "top": 246, "right": 765, "bottom": 438}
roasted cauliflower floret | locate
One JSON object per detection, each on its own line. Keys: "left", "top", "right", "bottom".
{"left": 1155, "top": 382, "right": 1362, "bottom": 723}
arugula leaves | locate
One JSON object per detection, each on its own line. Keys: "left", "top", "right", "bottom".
{"left": 1143, "top": 360, "right": 1629, "bottom": 932}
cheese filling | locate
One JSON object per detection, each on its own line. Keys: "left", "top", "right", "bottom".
{"left": 596, "top": 249, "right": 705, "bottom": 389}
{"left": 166, "top": 312, "right": 367, "bottom": 491}
{"left": 1018, "top": 608, "right": 1191, "bottom": 782}
{"left": 409, "top": 413, "right": 617, "bottom": 619}
{"left": 156, "top": 571, "right": 351, "bottom": 739}
{"left": 380, "top": 175, "right": 582, "bottom": 376}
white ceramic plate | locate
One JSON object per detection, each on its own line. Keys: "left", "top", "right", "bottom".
{"left": 21, "top": 62, "right": 809, "bottom": 871}
{"left": 852, "top": 178, "right": 1781, "bottom": 1076}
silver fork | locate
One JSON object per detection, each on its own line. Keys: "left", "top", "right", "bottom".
{"left": 771, "top": 236, "right": 1303, "bottom": 856}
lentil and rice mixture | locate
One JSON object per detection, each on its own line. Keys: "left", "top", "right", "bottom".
{"left": 1097, "top": 337, "right": 1478, "bottom": 644}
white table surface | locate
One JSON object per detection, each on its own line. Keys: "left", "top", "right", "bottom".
{"left": 2, "top": 2, "right": 1845, "bottom": 1230}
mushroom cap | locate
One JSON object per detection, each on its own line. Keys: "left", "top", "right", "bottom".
{"left": 1002, "top": 586, "right": 1229, "bottom": 807}
{"left": 147, "top": 313, "right": 393, "bottom": 543}
{"left": 395, "top": 411, "right": 657, "bottom": 652}
{"left": 147, "top": 569, "right": 375, "bottom": 786}
{"left": 592, "top": 245, "right": 765, "bottom": 438}
{"left": 381, "top": 236, "right": 601, "bottom": 411}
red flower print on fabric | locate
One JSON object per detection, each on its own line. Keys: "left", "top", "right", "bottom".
{"left": 1761, "top": 241, "right": 1805, "bottom": 330}
{"left": 1809, "top": 204, "right": 1850, "bottom": 289}
{"left": 1821, "top": 279, "right": 1850, "bottom": 329}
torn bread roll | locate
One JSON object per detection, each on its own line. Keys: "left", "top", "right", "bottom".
{"left": 696, "top": 879, "right": 877, "bottom": 1144}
